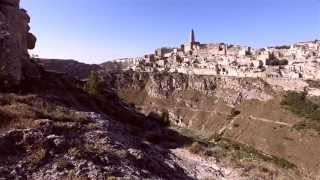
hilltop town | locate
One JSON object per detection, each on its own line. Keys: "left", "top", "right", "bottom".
{"left": 119, "top": 30, "right": 320, "bottom": 81}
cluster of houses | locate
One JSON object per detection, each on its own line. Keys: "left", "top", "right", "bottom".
{"left": 120, "top": 30, "right": 320, "bottom": 80}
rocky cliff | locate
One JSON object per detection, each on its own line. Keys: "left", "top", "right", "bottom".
{"left": 106, "top": 70, "right": 320, "bottom": 177}
{"left": 0, "top": 0, "right": 38, "bottom": 86}
{"left": 106, "top": 71, "right": 274, "bottom": 105}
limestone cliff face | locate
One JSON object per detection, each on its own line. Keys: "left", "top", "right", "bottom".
{"left": 106, "top": 71, "right": 273, "bottom": 106}
{"left": 0, "top": 0, "right": 37, "bottom": 85}
{"left": 106, "top": 71, "right": 320, "bottom": 176}
{"left": 105, "top": 71, "right": 274, "bottom": 130}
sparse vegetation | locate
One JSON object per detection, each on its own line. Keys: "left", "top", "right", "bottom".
{"left": 274, "top": 45, "right": 291, "bottom": 50}
{"left": 245, "top": 50, "right": 252, "bottom": 56}
{"left": 306, "top": 80, "right": 320, "bottom": 89}
{"left": 230, "top": 108, "right": 241, "bottom": 117}
{"left": 27, "top": 145, "right": 47, "bottom": 168}
{"left": 147, "top": 110, "right": 170, "bottom": 127}
{"left": 188, "top": 142, "right": 204, "bottom": 154}
{"left": 281, "top": 91, "right": 320, "bottom": 132}
{"left": 233, "top": 123, "right": 240, "bottom": 128}
{"left": 187, "top": 141, "right": 216, "bottom": 158}
{"left": 66, "top": 170, "right": 88, "bottom": 180}
{"left": 266, "top": 53, "right": 288, "bottom": 66}
{"left": 0, "top": 94, "right": 89, "bottom": 132}
{"left": 176, "top": 126, "right": 297, "bottom": 171}
{"left": 281, "top": 91, "right": 320, "bottom": 121}
{"left": 56, "top": 159, "right": 74, "bottom": 172}
{"left": 218, "top": 138, "right": 297, "bottom": 170}
{"left": 39, "top": 106, "right": 89, "bottom": 123}
{"left": 106, "top": 176, "right": 117, "bottom": 180}
{"left": 293, "top": 120, "right": 320, "bottom": 134}
{"left": 84, "top": 71, "right": 103, "bottom": 95}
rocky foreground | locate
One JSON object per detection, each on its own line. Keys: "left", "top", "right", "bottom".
{"left": 0, "top": 110, "right": 243, "bottom": 179}
{"left": 0, "top": 92, "right": 301, "bottom": 179}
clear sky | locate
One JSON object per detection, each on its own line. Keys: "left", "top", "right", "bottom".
{"left": 21, "top": 0, "right": 320, "bottom": 64}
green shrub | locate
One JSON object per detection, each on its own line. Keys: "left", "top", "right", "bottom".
{"left": 160, "top": 110, "right": 170, "bottom": 126}
{"left": 28, "top": 146, "right": 47, "bottom": 168}
{"left": 266, "top": 53, "right": 288, "bottom": 66}
{"left": 85, "top": 71, "right": 102, "bottom": 95}
{"left": 188, "top": 142, "right": 204, "bottom": 154}
{"left": 230, "top": 108, "right": 241, "bottom": 117}
{"left": 281, "top": 91, "right": 320, "bottom": 121}
{"left": 147, "top": 110, "right": 170, "bottom": 127}
{"left": 275, "top": 45, "right": 290, "bottom": 50}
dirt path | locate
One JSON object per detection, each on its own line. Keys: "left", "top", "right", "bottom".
{"left": 138, "top": 104, "right": 294, "bottom": 129}
{"left": 137, "top": 104, "right": 229, "bottom": 114}
{"left": 248, "top": 115, "right": 292, "bottom": 127}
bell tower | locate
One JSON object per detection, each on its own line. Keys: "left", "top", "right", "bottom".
{"left": 190, "top": 29, "right": 195, "bottom": 43}
{"left": 183, "top": 29, "right": 200, "bottom": 53}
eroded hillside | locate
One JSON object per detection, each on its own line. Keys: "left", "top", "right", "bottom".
{"left": 104, "top": 70, "right": 320, "bottom": 177}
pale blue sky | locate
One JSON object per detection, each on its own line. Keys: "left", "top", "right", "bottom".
{"left": 21, "top": 0, "right": 320, "bottom": 64}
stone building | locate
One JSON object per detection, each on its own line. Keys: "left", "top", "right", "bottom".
{"left": 183, "top": 29, "right": 201, "bottom": 53}
{"left": 155, "top": 47, "right": 173, "bottom": 57}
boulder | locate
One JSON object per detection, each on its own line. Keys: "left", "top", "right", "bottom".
{"left": 27, "top": 32, "right": 36, "bottom": 49}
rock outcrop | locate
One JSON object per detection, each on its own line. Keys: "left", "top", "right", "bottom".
{"left": 0, "top": 0, "right": 37, "bottom": 85}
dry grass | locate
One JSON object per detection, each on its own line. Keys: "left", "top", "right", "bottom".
{"left": 106, "top": 176, "right": 117, "bottom": 180}
{"left": 0, "top": 93, "right": 89, "bottom": 133}
{"left": 187, "top": 141, "right": 217, "bottom": 158}
{"left": 188, "top": 142, "right": 204, "bottom": 154}
{"left": 27, "top": 145, "right": 47, "bottom": 168}
{"left": 67, "top": 170, "right": 88, "bottom": 180}
{"left": 55, "top": 159, "right": 74, "bottom": 172}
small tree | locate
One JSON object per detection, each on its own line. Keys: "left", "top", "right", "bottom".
{"left": 266, "top": 53, "right": 278, "bottom": 66}
{"left": 279, "top": 59, "right": 288, "bottom": 66}
{"left": 85, "top": 71, "right": 102, "bottom": 95}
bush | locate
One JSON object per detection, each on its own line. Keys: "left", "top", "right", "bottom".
{"left": 230, "top": 108, "right": 241, "bottom": 117}
{"left": 281, "top": 91, "right": 320, "bottom": 121}
{"left": 266, "top": 53, "right": 288, "bottom": 66}
{"left": 275, "top": 45, "right": 290, "bottom": 49}
{"left": 147, "top": 110, "right": 170, "bottom": 127}
{"left": 161, "top": 110, "right": 170, "bottom": 126}
{"left": 279, "top": 59, "right": 289, "bottom": 65}
{"left": 56, "top": 159, "right": 74, "bottom": 172}
{"left": 188, "top": 142, "right": 204, "bottom": 154}
{"left": 85, "top": 71, "right": 102, "bottom": 95}
{"left": 28, "top": 146, "right": 47, "bottom": 168}
{"left": 42, "top": 109, "right": 88, "bottom": 123}
{"left": 245, "top": 50, "right": 252, "bottom": 56}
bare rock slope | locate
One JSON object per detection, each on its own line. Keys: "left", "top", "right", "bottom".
{"left": 0, "top": 111, "right": 242, "bottom": 179}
